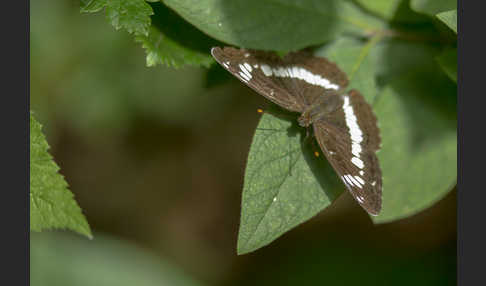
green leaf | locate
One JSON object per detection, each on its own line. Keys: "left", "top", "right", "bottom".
{"left": 81, "top": 0, "right": 154, "bottom": 36}
{"left": 237, "top": 113, "right": 343, "bottom": 254}
{"left": 31, "top": 232, "right": 205, "bottom": 286}
{"left": 30, "top": 113, "right": 92, "bottom": 238}
{"left": 237, "top": 37, "right": 381, "bottom": 254}
{"left": 372, "top": 72, "right": 456, "bottom": 223}
{"left": 135, "top": 26, "right": 214, "bottom": 68}
{"left": 436, "top": 10, "right": 457, "bottom": 33}
{"left": 162, "top": 0, "right": 385, "bottom": 51}
{"left": 436, "top": 47, "right": 457, "bottom": 83}
{"left": 80, "top": 0, "right": 106, "bottom": 12}
{"left": 410, "top": 0, "right": 456, "bottom": 16}
{"left": 366, "top": 39, "right": 457, "bottom": 223}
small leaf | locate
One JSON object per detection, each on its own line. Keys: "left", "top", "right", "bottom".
{"left": 410, "top": 0, "right": 456, "bottom": 16}
{"left": 436, "top": 10, "right": 457, "bottom": 33}
{"left": 135, "top": 26, "right": 214, "bottom": 68}
{"left": 163, "top": 0, "right": 384, "bottom": 51}
{"left": 80, "top": 0, "right": 107, "bottom": 13}
{"left": 81, "top": 0, "right": 154, "bottom": 36}
{"left": 372, "top": 72, "right": 457, "bottom": 223}
{"left": 436, "top": 47, "right": 457, "bottom": 82}
{"left": 237, "top": 37, "right": 381, "bottom": 254}
{"left": 30, "top": 113, "right": 92, "bottom": 238}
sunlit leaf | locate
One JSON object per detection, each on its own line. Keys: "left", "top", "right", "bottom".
{"left": 81, "top": 0, "right": 154, "bottom": 36}
{"left": 30, "top": 113, "right": 92, "bottom": 238}
{"left": 410, "top": 0, "right": 456, "bottom": 16}
{"left": 436, "top": 10, "right": 457, "bottom": 33}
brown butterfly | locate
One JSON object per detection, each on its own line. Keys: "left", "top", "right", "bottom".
{"left": 211, "top": 46, "right": 382, "bottom": 215}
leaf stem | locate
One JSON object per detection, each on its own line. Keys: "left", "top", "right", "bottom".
{"left": 348, "top": 32, "right": 383, "bottom": 81}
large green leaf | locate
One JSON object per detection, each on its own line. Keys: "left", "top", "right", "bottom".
{"left": 410, "top": 0, "right": 456, "bottom": 16}
{"left": 81, "top": 0, "right": 154, "bottom": 36}
{"left": 372, "top": 72, "right": 456, "bottom": 223}
{"left": 237, "top": 112, "right": 343, "bottom": 255}
{"left": 163, "top": 0, "right": 384, "bottom": 51}
{"left": 237, "top": 36, "right": 381, "bottom": 254}
{"left": 436, "top": 10, "right": 457, "bottom": 33}
{"left": 30, "top": 113, "right": 92, "bottom": 238}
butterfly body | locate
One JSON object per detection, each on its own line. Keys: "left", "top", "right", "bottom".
{"left": 211, "top": 46, "right": 382, "bottom": 216}
{"left": 298, "top": 92, "right": 344, "bottom": 127}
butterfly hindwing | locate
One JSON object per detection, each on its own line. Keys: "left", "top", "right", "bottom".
{"left": 312, "top": 90, "right": 382, "bottom": 215}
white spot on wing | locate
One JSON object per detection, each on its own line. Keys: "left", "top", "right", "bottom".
{"left": 243, "top": 62, "right": 252, "bottom": 72}
{"left": 239, "top": 64, "right": 252, "bottom": 80}
{"left": 263, "top": 66, "right": 340, "bottom": 90}
{"left": 341, "top": 174, "right": 362, "bottom": 189}
{"left": 260, "top": 64, "right": 273, "bottom": 76}
{"left": 343, "top": 96, "right": 365, "bottom": 170}
{"left": 342, "top": 175, "right": 354, "bottom": 187}
{"left": 354, "top": 176, "right": 365, "bottom": 185}
{"left": 351, "top": 157, "right": 364, "bottom": 169}
{"left": 273, "top": 66, "right": 339, "bottom": 90}
{"left": 239, "top": 71, "right": 250, "bottom": 82}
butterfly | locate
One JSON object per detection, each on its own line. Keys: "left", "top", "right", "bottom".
{"left": 211, "top": 46, "right": 382, "bottom": 215}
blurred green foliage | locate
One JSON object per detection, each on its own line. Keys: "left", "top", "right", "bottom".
{"left": 31, "top": 232, "right": 204, "bottom": 286}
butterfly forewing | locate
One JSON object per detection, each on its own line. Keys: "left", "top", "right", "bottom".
{"left": 211, "top": 47, "right": 349, "bottom": 112}
{"left": 313, "top": 90, "right": 382, "bottom": 214}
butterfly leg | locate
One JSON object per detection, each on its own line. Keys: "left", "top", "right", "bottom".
{"left": 302, "top": 128, "right": 321, "bottom": 158}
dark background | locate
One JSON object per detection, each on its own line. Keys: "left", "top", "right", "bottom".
{"left": 30, "top": 1, "right": 456, "bottom": 285}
